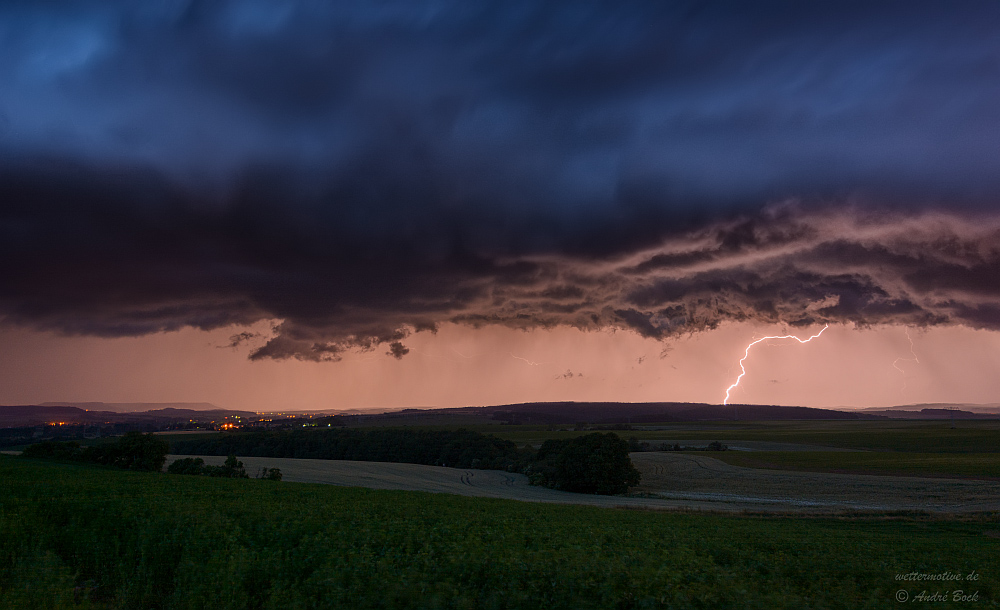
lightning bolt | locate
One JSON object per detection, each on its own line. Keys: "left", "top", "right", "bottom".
{"left": 723, "top": 325, "right": 829, "bottom": 405}
{"left": 510, "top": 352, "right": 545, "bottom": 366}
{"left": 891, "top": 328, "right": 919, "bottom": 391}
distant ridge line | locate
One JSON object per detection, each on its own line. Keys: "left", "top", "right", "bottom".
{"left": 0, "top": 404, "right": 255, "bottom": 427}
{"left": 39, "top": 401, "right": 221, "bottom": 413}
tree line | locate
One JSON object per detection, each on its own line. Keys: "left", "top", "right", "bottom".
{"left": 168, "top": 455, "right": 282, "bottom": 480}
{"left": 21, "top": 432, "right": 169, "bottom": 472}
{"left": 21, "top": 428, "right": 642, "bottom": 495}
{"left": 20, "top": 433, "right": 282, "bottom": 481}
{"left": 171, "top": 427, "right": 526, "bottom": 470}
{"left": 172, "top": 428, "right": 641, "bottom": 495}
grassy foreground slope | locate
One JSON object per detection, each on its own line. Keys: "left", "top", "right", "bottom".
{"left": 2, "top": 457, "right": 998, "bottom": 610}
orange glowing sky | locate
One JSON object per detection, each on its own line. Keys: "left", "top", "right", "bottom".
{"left": 4, "top": 5, "right": 1000, "bottom": 413}
{"left": 2, "top": 322, "right": 999, "bottom": 412}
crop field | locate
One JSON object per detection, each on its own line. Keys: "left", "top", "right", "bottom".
{"left": 629, "top": 452, "right": 1000, "bottom": 512}
{"left": 166, "top": 454, "right": 684, "bottom": 509}
{"left": 156, "top": 419, "right": 1000, "bottom": 513}
{"left": 2, "top": 456, "right": 999, "bottom": 609}
{"left": 176, "top": 452, "right": 1000, "bottom": 514}
{"left": 691, "top": 451, "right": 1000, "bottom": 479}
{"left": 481, "top": 420, "right": 1000, "bottom": 452}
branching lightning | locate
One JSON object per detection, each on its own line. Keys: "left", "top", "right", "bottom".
{"left": 723, "top": 325, "right": 829, "bottom": 405}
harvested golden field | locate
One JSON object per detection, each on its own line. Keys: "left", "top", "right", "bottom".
{"left": 170, "top": 452, "right": 1000, "bottom": 513}
{"left": 629, "top": 452, "right": 1000, "bottom": 512}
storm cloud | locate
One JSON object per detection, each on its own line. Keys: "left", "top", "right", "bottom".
{"left": 1, "top": 1, "right": 999, "bottom": 360}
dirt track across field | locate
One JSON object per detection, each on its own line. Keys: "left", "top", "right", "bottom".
{"left": 169, "top": 453, "right": 1000, "bottom": 513}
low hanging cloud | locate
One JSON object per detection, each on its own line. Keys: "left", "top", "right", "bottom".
{"left": 609, "top": 206, "right": 1000, "bottom": 335}
{"left": 1, "top": 2, "right": 1000, "bottom": 359}
{"left": 2, "top": 169, "right": 999, "bottom": 362}
{"left": 448, "top": 204, "right": 1000, "bottom": 344}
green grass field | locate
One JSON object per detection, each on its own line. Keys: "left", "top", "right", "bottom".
{"left": 689, "top": 451, "right": 1000, "bottom": 479}
{"left": 1, "top": 456, "right": 998, "bottom": 609}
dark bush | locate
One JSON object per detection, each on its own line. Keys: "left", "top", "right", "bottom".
{"left": 23, "top": 433, "right": 168, "bottom": 472}
{"left": 84, "top": 432, "right": 169, "bottom": 471}
{"left": 199, "top": 455, "right": 249, "bottom": 478}
{"left": 167, "top": 457, "right": 206, "bottom": 475}
{"left": 256, "top": 467, "right": 282, "bottom": 481}
{"left": 168, "top": 455, "right": 283, "bottom": 480}
{"left": 21, "top": 440, "right": 82, "bottom": 460}
{"left": 530, "top": 433, "right": 641, "bottom": 495}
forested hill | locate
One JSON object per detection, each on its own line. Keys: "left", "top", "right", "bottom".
{"left": 0, "top": 404, "right": 256, "bottom": 427}
{"left": 483, "top": 401, "right": 871, "bottom": 424}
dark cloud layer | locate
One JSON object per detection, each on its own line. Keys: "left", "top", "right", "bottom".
{"left": 1, "top": 1, "right": 999, "bottom": 359}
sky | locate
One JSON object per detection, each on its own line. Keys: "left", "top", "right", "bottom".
{"left": 2, "top": 1, "right": 1000, "bottom": 412}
